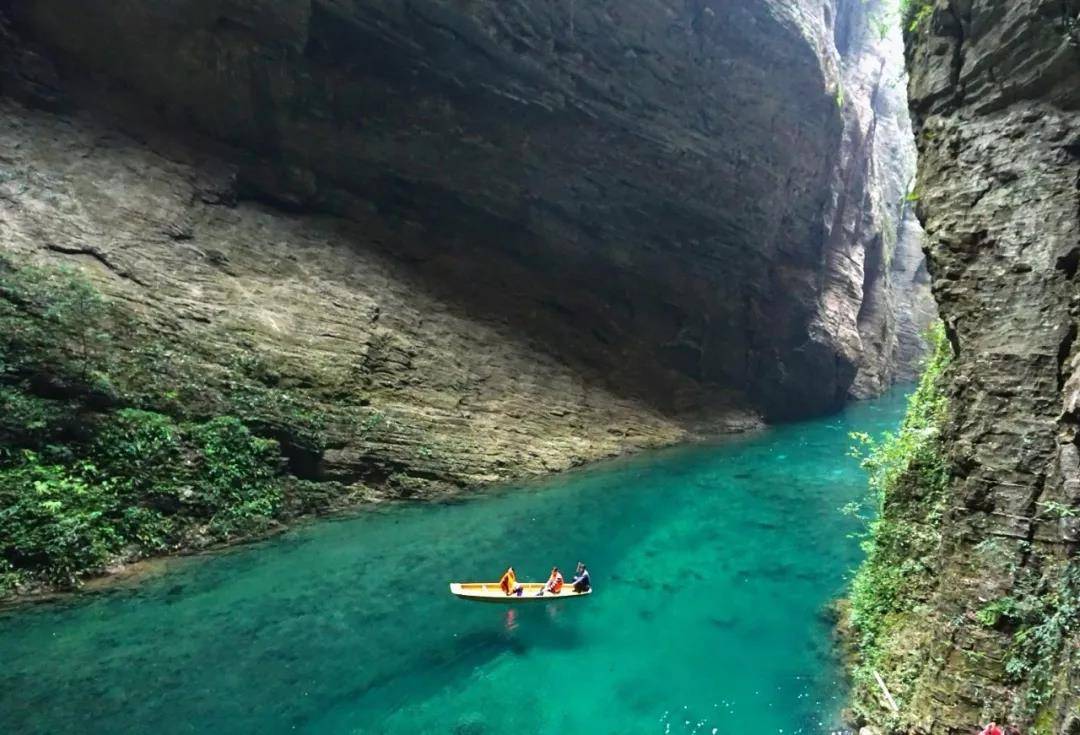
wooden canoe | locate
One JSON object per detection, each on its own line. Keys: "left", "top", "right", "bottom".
{"left": 449, "top": 582, "right": 591, "bottom": 602}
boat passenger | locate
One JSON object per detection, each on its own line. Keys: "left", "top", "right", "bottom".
{"left": 538, "top": 566, "right": 563, "bottom": 596}
{"left": 499, "top": 566, "right": 524, "bottom": 596}
{"left": 570, "top": 561, "right": 591, "bottom": 593}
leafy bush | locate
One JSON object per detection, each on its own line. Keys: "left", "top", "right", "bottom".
{"left": 0, "top": 455, "right": 123, "bottom": 586}
{"left": 899, "top": 0, "right": 933, "bottom": 32}
{"left": 0, "top": 257, "right": 112, "bottom": 385}
{"left": 189, "top": 417, "right": 282, "bottom": 536}
{"left": 0, "top": 257, "right": 298, "bottom": 593}
{"left": 93, "top": 409, "right": 183, "bottom": 491}
{"left": 976, "top": 597, "right": 1019, "bottom": 628}
{"left": 846, "top": 322, "right": 953, "bottom": 714}
{"left": 1003, "top": 565, "right": 1080, "bottom": 720}
{"left": 0, "top": 410, "right": 287, "bottom": 590}
{"left": 866, "top": 1, "right": 932, "bottom": 40}
{"left": 0, "top": 558, "right": 21, "bottom": 591}
{"left": 0, "top": 387, "right": 70, "bottom": 448}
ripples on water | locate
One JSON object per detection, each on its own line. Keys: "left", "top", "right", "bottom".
{"left": 0, "top": 390, "right": 909, "bottom": 734}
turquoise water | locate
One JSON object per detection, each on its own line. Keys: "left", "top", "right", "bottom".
{"left": 0, "top": 389, "right": 908, "bottom": 735}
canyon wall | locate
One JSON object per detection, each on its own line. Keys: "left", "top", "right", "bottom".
{"left": 856, "top": 0, "right": 1080, "bottom": 732}
{"left": 833, "top": 0, "right": 936, "bottom": 398}
{"left": 0, "top": 0, "right": 930, "bottom": 498}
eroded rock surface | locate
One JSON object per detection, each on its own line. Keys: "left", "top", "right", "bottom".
{"left": 0, "top": 100, "right": 716, "bottom": 494}
{"left": 4, "top": 0, "right": 930, "bottom": 420}
{"left": 833, "top": 0, "right": 936, "bottom": 398}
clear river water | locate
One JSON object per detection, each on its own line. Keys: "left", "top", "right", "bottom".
{"left": 0, "top": 388, "right": 909, "bottom": 735}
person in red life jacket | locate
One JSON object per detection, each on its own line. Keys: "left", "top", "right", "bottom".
{"left": 499, "top": 566, "right": 524, "bottom": 596}
{"left": 979, "top": 723, "right": 1003, "bottom": 735}
{"left": 537, "top": 566, "right": 563, "bottom": 596}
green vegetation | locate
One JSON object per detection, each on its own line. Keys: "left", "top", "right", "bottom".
{"left": 845, "top": 322, "right": 952, "bottom": 717}
{"left": 0, "top": 415, "right": 280, "bottom": 588}
{"left": 0, "top": 256, "right": 342, "bottom": 593}
{"left": 1001, "top": 563, "right": 1080, "bottom": 723}
{"left": 867, "top": 0, "right": 933, "bottom": 38}
{"left": 975, "top": 596, "right": 1019, "bottom": 628}
{"left": 844, "top": 323, "right": 1079, "bottom": 728}
{"left": 869, "top": 13, "right": 893, "bottom": 41}
{"left": 899, "top": 0, "right": 933, "bottom": 32}
{"left": 1036, "top": 500, "right": 1079, "bottom": 520}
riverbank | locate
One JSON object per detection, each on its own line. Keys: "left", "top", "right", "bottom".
{"left": 0, "top": 415, "right": 770, "bottom": 607}
{"left": 0, "top": 387, "right": 910, "bottom": 735}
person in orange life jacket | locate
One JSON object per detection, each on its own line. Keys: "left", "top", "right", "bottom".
{"left": 570, "top": 561, "right": 590, "bottom": 592}
{"left": 536, "top": 567, "right": 563, "bottom": 596}
{"left": 499, "top": 566, "right": 524, "bottom": 596}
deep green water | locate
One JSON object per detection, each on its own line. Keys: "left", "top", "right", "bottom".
{"left": 0, "top": 389, "right": 909, "bottom": 735}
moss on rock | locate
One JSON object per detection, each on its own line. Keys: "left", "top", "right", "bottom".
{"left": 845, "top": 322, "right": 952, "bottom": 726}
{"left": 0, "top": 256, "right": 353, "bottom": 593}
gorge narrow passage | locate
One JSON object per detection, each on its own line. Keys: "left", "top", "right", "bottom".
{"left": 0, "top": 389, "right": 909, "bottom": 735}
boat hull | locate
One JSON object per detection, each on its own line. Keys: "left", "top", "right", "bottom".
{"left": 449, "top": 582, "right": 591, "bottom": 603}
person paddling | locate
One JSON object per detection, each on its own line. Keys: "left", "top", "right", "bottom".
{"left": 570, "top": 561, "right": 591, "bottom": 593}
{"left": 499, "top": 566, "right": 524, "bottom": 596}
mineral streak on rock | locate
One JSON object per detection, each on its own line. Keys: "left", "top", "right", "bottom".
{"left": 0, "top": 1, "right": 930, "bottom": 496}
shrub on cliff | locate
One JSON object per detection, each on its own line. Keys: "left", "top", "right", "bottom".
{"left": 845, "top": 321, "right": 952, "bottom": 719}
{"left": 0, "top": 410, "right": 285, "bottom": 589}
{"left": 0, "top": 257, "right": 295, "bottom": 593}
{"left": 0, "top": 256, "right": 113, "bottom": 394}
{"left": 898, "top": 0, "right": 933, "bottom": 32}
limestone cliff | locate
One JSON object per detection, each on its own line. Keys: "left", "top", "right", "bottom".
{"left": 832, "top": 0, "right": 936, "bottom": 398}
{"left": 853, "top": 0, "right": 1080, "bottom": 732}
{"left": 0, "top": 2, "right": 929, "bottom": 501}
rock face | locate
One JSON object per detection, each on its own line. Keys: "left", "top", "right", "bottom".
{"left": 859, "top": 1, "right": 1080, "bottom": 732}
{"left": 0, "top": 1, "right": 930, "bottom": 494}
{"left": 0, "top": 101, "right": 706, "bottom": 494}
{"left": 832, "top": 0, "right": 936, "bottom": 398}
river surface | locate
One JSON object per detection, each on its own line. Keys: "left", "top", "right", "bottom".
{"left": 0, "top": 389, "right": 909, "bottom": 735}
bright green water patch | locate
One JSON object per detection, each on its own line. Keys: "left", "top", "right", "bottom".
{"left": 0, "top": 389, "right": 910, "bottom": 735}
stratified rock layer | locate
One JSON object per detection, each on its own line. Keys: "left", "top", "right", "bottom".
{"left": 0, "top": 99, "right": 717, "bottom": 494}
{"left": 832, "top": 0, "right": 936, "bottom": 398}
{"left": 861, "top": 1, "right": 1080, "bottom": 731}
{"left": 3, "top": 0, "right": 929, "bottom": 425}
{"left": 0, "top": 1, "right": 932, "bottom": 507}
